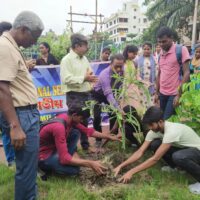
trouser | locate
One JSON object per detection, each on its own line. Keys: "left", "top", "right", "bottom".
{"left": 66, "top": 91, "right": 91, "bottom": 149}
{"left": 2, "top": 106, "right": 40, "bottom": 200}
{"left": 92, "top": 90, "right": 116, "bottom": 143}
{"left": 150, "top": 139, "right": 200, "bottom": 182}
{"left": 38, "top": 129, "right": 80, "bottom": 175}
{"left": 159, "top": 93, "right": 176, "bottom": 120}
{"left": 0, "top": 112, "right": 15, "bottom": 164}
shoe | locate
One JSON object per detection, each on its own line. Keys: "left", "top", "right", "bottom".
{"left": 8, "top": 160, "right": 15, "bottom": 167}
{"left": 189, "top": 182, "right": 200, "bottom": 195}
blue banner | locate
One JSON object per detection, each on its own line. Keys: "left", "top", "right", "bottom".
{"left": 31, "top": 62, "right": 110, "bottom": 121}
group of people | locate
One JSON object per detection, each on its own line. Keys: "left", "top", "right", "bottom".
{"left": 0, "top": 10, "right": 200, "bottom": 200}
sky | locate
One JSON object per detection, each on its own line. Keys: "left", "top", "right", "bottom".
{"left": 1, "top": 0, "right": 144, "bottom": 35}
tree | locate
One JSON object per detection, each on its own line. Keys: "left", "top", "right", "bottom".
{"left": 143, "top": 0, "right": 199, "bottom": 42}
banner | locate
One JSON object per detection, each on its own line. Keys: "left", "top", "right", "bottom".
{"left": 31, "top": 62, "right": 110, "bottom": 121}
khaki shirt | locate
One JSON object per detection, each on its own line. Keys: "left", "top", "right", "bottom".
{"left": 60, "top": 49, "right": 92, "bottom": 93}
{"left": 0, "top": 32, "right": 37, "bottom": 107}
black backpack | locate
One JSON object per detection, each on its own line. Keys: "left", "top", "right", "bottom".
{"left": 40, "top": 116, "right": 67, "bottom": 130}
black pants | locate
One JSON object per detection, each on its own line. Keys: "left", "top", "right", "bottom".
{"left": 66, "top": 91, "right": 91, "bottom": 149}
{"left": 150, "top": 139, "right": 200, "bottom": 182}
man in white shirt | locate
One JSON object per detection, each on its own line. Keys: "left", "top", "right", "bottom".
{"left": 113, "top": 106, "right": 200, "bottom": 195}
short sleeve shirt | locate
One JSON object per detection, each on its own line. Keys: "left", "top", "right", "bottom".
{"left": 159, "top": 44, "right": 190, "bottom": 95}
{"left": 0, "top": 32, "right": 37, "bottom": 107}
{"left": 145, "top": 121, "right": 200, "bottom": 150}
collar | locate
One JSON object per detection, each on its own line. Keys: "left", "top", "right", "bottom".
{"left": 70, "top": 49, "right": 84, "bottom": 59}
{"left": 2, "top": 32, "right": 20, "bottom": 51}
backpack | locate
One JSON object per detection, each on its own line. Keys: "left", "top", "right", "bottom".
{"left": 40, "top": 116, "right": 67, "bottom": 130}
{"left": 158, "top": 44, "right": 183, "bottom": 80}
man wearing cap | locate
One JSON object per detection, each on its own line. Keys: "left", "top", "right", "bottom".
{"left": 0, "top": 11, "right": 44, "bottom": 200}
{"left": 60, "top": 33, "right": 98, "bottom": 151}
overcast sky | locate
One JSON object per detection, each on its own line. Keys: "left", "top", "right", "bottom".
{"left": 1, "top": 0, "right": 144, "bottom": 35}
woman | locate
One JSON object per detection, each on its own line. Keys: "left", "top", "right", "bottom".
{"left": 36, "top": 42, "right": 59, "bottom": 65}
{"left": 137, "top": 42, "right": 157, "bottom": 107}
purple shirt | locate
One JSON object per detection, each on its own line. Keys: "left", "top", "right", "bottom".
{"left": 94, "top": 66, "right": 123, "bottom": 108}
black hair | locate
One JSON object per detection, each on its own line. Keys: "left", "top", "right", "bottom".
{"left": 142, "top": 106, "right": 164, "bottom": 124}
{"left": 123, "top": 45, "right": 138, "bottom": 60}
{"left": 142, "top": 42, "right": 152, "bottom": 49}
{"left": 70, "top": 33, "right": 88, "bottom": 49}
{"left": 110, "top": 53, "right": 125, "bottom": 64}
{"left": 0, "top": 21, "right": 12, "bottom": 35}
{"left": 156, "top": 26, "right": 174, "bottom": 39}
{"left": 102, "top": 47, "right": 111, "bottom": 53}
{"left": 68, "top": 106, "right": 90, "bottom": 119}
{"left": 40, "top": 42, "right": 51, "bottom": 53}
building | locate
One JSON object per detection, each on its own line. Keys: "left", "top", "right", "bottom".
{"left": 103, "top": 0, "right": 149, "bottom": 43}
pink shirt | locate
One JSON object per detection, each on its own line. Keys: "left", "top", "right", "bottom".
{"left": 159, "top": 44, "right": 190, "bottom": 95}
{"left": 39, "top": 113, "right": 94, "bottom": 164}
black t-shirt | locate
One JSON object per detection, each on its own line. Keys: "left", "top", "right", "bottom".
{"left": 36, "top": 53, "right": 59, "bottom": 65}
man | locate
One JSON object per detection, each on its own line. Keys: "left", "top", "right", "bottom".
{"left": 155, "top": 27, "right": 190, "bottom": 119}
{"left": 0, "top": 11, "right": 44, "bottom": 200}
{"left": 92, "top": 54, "right": 125, "bottom": 146}
{"left": 39, "top": 106, "right": 120, "bottom": 176}
{"left": 60, "top": 33, "right": 98, "bottom": 151}
{"left": 114, "top": 106, "right": 200, "bottom": 195}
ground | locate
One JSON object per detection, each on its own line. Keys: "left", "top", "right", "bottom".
{"left": 0, "top": 127, "right": 199, "bottom": 200}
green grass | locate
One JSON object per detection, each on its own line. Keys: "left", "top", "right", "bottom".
{"left": 0, "top": 158, "right": 199, "bottom": 200}
{"left": 0, "top": 144, "right": 198, "bottom": 200}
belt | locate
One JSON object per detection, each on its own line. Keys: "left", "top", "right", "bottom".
{"left": 15, "top": 104, "right": 37, "bottom": 110}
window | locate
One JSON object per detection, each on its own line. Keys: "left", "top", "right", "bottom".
{"left": 110, "top": 31, "right": 113, "bottom": 35}
{"left": 117, "top": 28, "right": 128, "bottom": 33}
{"left": 138, "top": 28, "right": 140, "bottom": 32}
{"left": 134, "top": 9, "right": 137, "bottom": 12}
{"left": 121, "top": 37, "right": 126, "bottom": 42}
{"left": 143, "top": 28, "right": 146, "bottom": 32}
{"left": 118, "top": 18, "right": 128, "bottom": 23}
{"left": 114, "top": 38, "right": 116, "bottom": 42}
{"left": 133, "top": 16, "right": 136, "bottom": 19}
{"left": 133, "top": 26, "right": 136, "bottom": 29}
{"left": 143, "top": 18, "right": 147, "bottom": 23}
{"left": 138, "top": 19, "right": 140, "bottom": 23}
{"left": 109, "top": 21, "right": 112, "bottom": 26}
{"left": 106, "top": 24, "right": 108, "bottom": 28}
{"left": 114, "top": 29, "right": 116, "bottom": 34}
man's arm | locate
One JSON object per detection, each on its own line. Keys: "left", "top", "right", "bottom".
{"left": 113, "top": 141, "right": 151, "bottom": 176}
{"left": 173, "top": 60, "right": 190, "bottom": 107}
{"left": 0, "top": 81, "right": 26, "bottom": 150}
{"left": 119, "top": 143, "right": 171, "bottom": 183}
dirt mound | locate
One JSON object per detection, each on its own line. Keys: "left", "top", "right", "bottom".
{"left": 79, "top": 151, "right": 132, "bottom": 190}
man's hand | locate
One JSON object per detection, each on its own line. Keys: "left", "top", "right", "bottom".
{"left": 113, "top": 165, "right": 122, "bottom": 177}
{"left": 118, "top": 170, "right": 133, "bottom": 184}
{"left": 107, "top": 134, "right": 121, "bottom": 142}
{"left": 173, "top": 94, "right": 180, "bottom": 107}
{"left": 89, "top": 160, "right": 107, "bottom": 175}
{"left": 84, "top": 69, "right": 98, "bottom": 83}
{"left": 154, "top": 93, "right": 159, "bottom": 106}
{"left": 10, "top": 126, "right": 26, "bottom": 150}
{"left": 26, "top": 59, "right": 36, "bottom": 70}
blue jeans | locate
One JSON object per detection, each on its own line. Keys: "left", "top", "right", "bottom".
{"left": 2, "top": 107, "right": 40, "bottom": 200}
{"left": 159, "top": 93, "right": 176, "bottom": 120}
{"left": 39, "top": 129, "right": 80, "bottom": 176}
{"left": 0, "top": 112, "right": 15, "bottom": 164}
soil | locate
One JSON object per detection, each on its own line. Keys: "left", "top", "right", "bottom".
{"left": 79, "top": 149, "right": 133, "bottom": 190}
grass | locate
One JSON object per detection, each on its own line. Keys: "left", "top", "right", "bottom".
{"left": 0, "top": 145, "right": 199, "bottom": 200}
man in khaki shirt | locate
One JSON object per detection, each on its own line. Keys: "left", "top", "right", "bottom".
{"left": 0, "top": 11, "right": 44, "bottom": 200}
{"left": 60, "top": 33, "right": 98, "bottom": 151}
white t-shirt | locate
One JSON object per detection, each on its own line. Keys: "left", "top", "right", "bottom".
{"left": 145, "top": 121, "right": 200, "bottom": 150}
